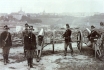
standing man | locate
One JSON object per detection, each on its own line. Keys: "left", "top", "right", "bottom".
{"left": 63, "top": 24, "right": 73, "bottom": 56}
{"left": 87, "top": 25, "right": 101, "bottom": 49}
{"left": 24, "top": 26, "right": 36, "bottom": 68}
{"left": 23, "top": 23, "right": 29, "bottom": 57}
{"left": 0, "top": 25, "right": 12, "bottom": 65}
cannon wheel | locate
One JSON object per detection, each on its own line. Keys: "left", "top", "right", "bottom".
{"left": 95, "top": 35, "right": 104, "bottom": 61}
{"left": 77, "top": 31, "right": 83, "bottom": 52}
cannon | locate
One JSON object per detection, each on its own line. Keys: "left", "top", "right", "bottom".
{"left": 36, "top": 26, "right": 104, "bottom": 61}
{"left": 36, "top": 28, "right": 44, "bottom": 62}
{"left": 77, "top": 27, "right": 104, "bottom": 60}
{"left": 36, "top": 28, "right": 67, "bottom": 61}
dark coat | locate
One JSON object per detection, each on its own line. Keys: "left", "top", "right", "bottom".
{"left": 63, "top": 29, "right": 72, "bottom": 42}
{"left": 0, "top": 31, "right": 12, "bottom": 47}
{"left": 24, "top": 32, "right": 36, "bottom": 50}
{"left": 88, "top": 30, "right": 101, "bottom": 41}
{"left": 22, "top": 30, "right": 28, "bottom": 37}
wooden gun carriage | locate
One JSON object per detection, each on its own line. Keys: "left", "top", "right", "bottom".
{"left": 36, "top": 27, "right": 104, "bottom": 61}
{"left": 77, "top": 28, "right": 104, "bottom": 60}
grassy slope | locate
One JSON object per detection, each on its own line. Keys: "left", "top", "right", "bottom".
{"left": 38, "top": 14, "right": 104, "bottom": 29}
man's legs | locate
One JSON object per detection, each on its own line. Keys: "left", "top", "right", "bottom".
{"left": 3, "top": 54, "right": 6, "bottom": 65}
{"left": 69, "top": 42, "right": 73, "bottom": 55}
{"left": 27, "top": 58, "right": 30, "bottom": 66}
{"left": 64, "top": 42, "right": 68, "bottom": 56}
{"left": 3, "top": 47, "right": 7, "bottom": 65}
{"left": 30, "top": 58, "right": 33, "bottom": 68}
{"left": 26, "top": 50, "right": 30, "bottom": 66}
{"left": 6, "top": 47, "right": 10, "bottom": 63}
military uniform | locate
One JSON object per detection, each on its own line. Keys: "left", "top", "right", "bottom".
{"left": 63, "top": 24, "right": 73, "bottom": 56}
{"left": 24, "top": 26, "right": 36, "bottom": 68}
{"left": 0, "top": 25, "right": 12, "bottom": 65}
{"left": 88, "top": 30, "right": 101, "bottom": 42}
{"left": 23, "top": 23, "right": 29, "bottom": 57}
{"left": 87, "top": 26, "right": 101, "bottom": 49}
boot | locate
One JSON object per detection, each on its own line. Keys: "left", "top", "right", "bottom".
{"left": 27, "top": 58, "right": 30, "bottom": 66}
{"left": 71, "top": 50, "right": 73, "bottom": 56}
{"left": 64, "top": 48, "right": 67, "bottom": 56}
{"left": 3, "top": 54, "right": 6, "bottom": 65}
{"left": 30, "top": 58, "right": 33, "bottom": 68}
{"left": 6, "top": 54, "right": 9, "bottom": 63}
{"left": 30, "top": 64, "right": 33, "bottom": 68}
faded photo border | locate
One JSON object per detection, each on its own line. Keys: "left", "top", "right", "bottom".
{"left": 0, "top": 0, "right": 104, "bottom": 70}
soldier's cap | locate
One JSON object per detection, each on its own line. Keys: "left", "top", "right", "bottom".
{"left": 29, "top": 26, "right": 34, "bottom": 30}
{"left": 91, "top": 25, "right": 95, "bottom": 28}
{"left": 66, "top": 24, "right": 69, "bottom": 28}
{"left": 4, "top": 25, "right": 10, "bottom": 30}
{"left": 25, "top": 23, "right": 29, "bottom": 27}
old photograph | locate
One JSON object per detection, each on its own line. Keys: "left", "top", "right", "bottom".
{"left": 0, "top": 0, "right": 104, "bottom": 70}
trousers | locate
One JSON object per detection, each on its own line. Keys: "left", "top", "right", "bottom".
{"left": 2, "top": 46, "right": 10, "bottom": 55}
{"left": 64, "top": 42, "right": 73, "bottom": 52}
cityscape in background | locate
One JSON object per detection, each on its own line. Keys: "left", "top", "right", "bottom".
{"left": 0, "top": 9, "right": 104, "bottom": 34}
{"left": 0, "top": 9, "right": 102, "bottom": 19}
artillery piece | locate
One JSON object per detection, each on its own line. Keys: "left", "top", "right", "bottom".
{"left": 77, "top": 27, "right": 104, "bottom": 60}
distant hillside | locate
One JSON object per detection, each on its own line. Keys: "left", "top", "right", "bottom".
{"left": 20, "top": 15, "right": 42, "bottom": 23}
{"left": 38, "top": 16, "right": 77, "bottom": 26}
{"left": 80, "top": 14, "right": 104, "bottom": 28}
{"left": 0, "top": 13, "right": 104, "bottom": 29}
{"left": 59, "top": 14, "right": 104, "bottom": 28}
{"left": 87, "top": 14, "right": 104, "bottom": 24}
{"left": 29, "top": 14, "right": 104, "bottom": 29}
{"left": 0, "top": 15, "right": 42, "bottom": 23}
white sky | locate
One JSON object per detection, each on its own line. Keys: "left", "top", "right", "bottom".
{"left": 0, "top": 0, "right": 104, "bottom": 13}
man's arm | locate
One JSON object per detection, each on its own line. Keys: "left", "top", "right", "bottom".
{"left": 0, "top": 33, "right": 3, "bottom": 47}
{"left": 0, "top": 34, "right": 1, "bottom": 47}
{"left": 87, "top": 34, "right": 91, "bottom": 38}
{"left": 33, "top": 34, "right": 37, "bottom": 49}
{"left": 63, "top": 33, "right": 65, "bottom": 37}
{"left": 69, "top": 30, "right": 72, "bottom": 37}
{"left": 95, "top": 31, "right": 101, "bottom": 38}
{"left": 9, "top": 33, "right": 12, "bottom": 46}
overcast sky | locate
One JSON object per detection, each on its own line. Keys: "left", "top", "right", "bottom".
{"left": 0, "top": 0, "right": 104, "bottom": 13}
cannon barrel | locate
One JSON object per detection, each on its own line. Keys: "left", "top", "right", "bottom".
{"left": 38, "top": 28, "right": 44, "bottom": 36}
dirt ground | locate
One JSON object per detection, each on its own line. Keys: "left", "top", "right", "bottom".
{"left": 42, "top": 46, "right": 104, "bottom": 70}
{"left": 0, "top": 43, "right": 104, "bottom": 70}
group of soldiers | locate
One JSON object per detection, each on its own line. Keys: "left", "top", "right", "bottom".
{"left": 0, "top": 23, "right": 37, "bottom": 68}
{"left": 0, "top": 22, "right": 103, "bottom": 68}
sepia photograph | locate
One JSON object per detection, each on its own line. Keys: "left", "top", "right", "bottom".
{"left": 0, "top": 0, "right": 104, "bottom": 70}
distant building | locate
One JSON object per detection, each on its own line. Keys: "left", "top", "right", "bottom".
{"left": 10, "top": 9, "right": 26, "bottom": 20}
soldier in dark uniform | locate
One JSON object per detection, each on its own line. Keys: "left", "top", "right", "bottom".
{"left": 63, "top": 24, "right": 73, "bottom": 56}
{"left": 24, "top": 26, "right": 36, "bottom": 68}
{"left": 87, "top": 25, "right": 101, "bottom": 48}
{"left": 0, "top": 25, "right": 12, "bottom": 65}
{"left": 23, "top": 23, "right": 29, "bottom": 57}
